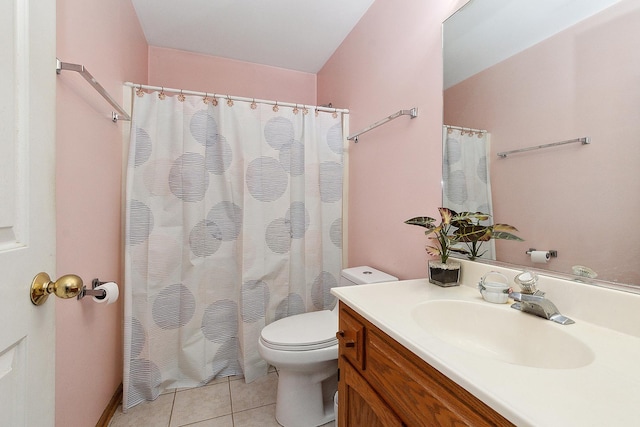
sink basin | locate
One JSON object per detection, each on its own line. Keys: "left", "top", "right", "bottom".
{"left": 411, "top": 300, "right": 594, "bottom": 369}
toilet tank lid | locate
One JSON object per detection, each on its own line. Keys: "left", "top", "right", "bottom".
{"left": 341, "top": 266, "right": 398, "bottom": 285}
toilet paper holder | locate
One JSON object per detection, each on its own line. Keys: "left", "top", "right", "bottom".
{"left": 77, "top": 278, "right": 110, "bottom": 301}
{"left": 525, "top": 248, "right": 558, "bottom": 258}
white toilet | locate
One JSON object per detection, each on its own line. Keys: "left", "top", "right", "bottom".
{"left": 258, "top": 266, "right": 398, "bottom": 427}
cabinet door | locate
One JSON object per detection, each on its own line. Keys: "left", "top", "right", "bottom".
{"left": 338, "top": 303, "right": 366, "bottom": 370}
{"left": 339, "top": 360, "right": 404, "bottom": 427}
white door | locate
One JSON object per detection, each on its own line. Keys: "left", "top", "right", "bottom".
{"left": 0, "top": 0, "right": 57, "bottom": 425}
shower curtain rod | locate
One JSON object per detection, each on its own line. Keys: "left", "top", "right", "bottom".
{"left": 56, "top": 59, "right": 131, "bottom": 122}
{"left": 124, "top": 82, "right": 349, "bottom": 114}
{"left": 347, "top": 108, "right": 418, "bottom": 143}
{"left": 444, "top": 124, "right": 487, "bottom": 134}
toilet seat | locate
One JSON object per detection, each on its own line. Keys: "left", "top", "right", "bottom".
{"left": 260, "top": 310, "right": 338, "bottom": 351}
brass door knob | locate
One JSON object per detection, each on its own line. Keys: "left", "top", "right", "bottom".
{"left": 30, "top": 272, "right": 83, "bottom": 306}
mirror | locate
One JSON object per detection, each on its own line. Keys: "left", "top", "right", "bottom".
{"left": 443, "top": 0, "right": 640, "bottom": 289}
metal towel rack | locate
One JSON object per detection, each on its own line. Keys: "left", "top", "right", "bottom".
{"left": 347, "top": 108, "right": 418, "bottom": 143}
{"left": 497, "top": 137, "right": 590, "bottom": 158}
{"left": 56, "top": 59, "right": 131, "bottom": 122}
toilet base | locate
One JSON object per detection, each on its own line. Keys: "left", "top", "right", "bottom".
{"left": 274, "top": 360, "right": 338, "bottom": 427}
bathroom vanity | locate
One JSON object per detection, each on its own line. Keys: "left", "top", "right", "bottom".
{"left": 331, "top": 260, "right": 640, "bottom": 426}
{"left": 336, "top": 302, "right": 511, "bottom": 426}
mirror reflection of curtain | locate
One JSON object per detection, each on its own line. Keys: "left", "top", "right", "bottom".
{"left": 442, "top": 126, "right": 495, "bottom": 259}
{"left": 123, "top": 91, "right": 345, "bottom": 410}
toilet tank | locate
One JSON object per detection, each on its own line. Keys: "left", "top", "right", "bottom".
{"left": 340, "top": 266, "right": 398, "bottom": 286}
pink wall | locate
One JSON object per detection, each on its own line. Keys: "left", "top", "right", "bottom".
{"left": 148, "top": 46, "right": 317, "bottom": 105}
{"left": 444, "top": 0, "right": 640, "bottom": 285}
{"left": 53, "top": 1, "right": 470, "bottom": 423}
{"left": 55, "top": 0, "right": 148, "bottom": 425}
{"left": 318, "top": 0, "right": 468, "bottom": 280}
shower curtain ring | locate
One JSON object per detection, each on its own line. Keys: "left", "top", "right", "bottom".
{"left": 158, "top": 87, "right": 166, "bottom": 100}
{"left": 226, "top": 95, "right": 234, "bottom": 107}
{"left": 203, "top": 93, "right": 210, "bottom": 104}
{"left": 293, "top": 104, "right": 299, "bottom": 115}
{"left": 136, "top": 84, "right": 144, "bottom": 97}
{"left": 251, "top": 99, "right": 257, "bottom": 109}
{"left": 273, "top": 101, "right": 279, "bottom": 113}
{"left": 178, "top": 90, "right": 185, "bottom": 102}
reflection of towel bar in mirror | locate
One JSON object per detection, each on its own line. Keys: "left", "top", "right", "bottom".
{"left": 348, "top": 108, "right": 418, "bottom": 143}
{"left": 497, "top": 137, "right": 590, "bottom": 158}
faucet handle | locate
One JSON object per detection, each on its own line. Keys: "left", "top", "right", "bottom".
{"left": 514, "top": 270, "right": 538, "bottom": 294}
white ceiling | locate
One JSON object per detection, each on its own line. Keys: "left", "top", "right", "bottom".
{"left": 130, "top": 0, "right": 375, "bottom": 74}
{"left": 443, "top": 0, "right": 623, "bottom": 89}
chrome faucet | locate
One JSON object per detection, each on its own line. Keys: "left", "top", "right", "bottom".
{"left": 509, "top": 290, "right": 575, "bottom": 325}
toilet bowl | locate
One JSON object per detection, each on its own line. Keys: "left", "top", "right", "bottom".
{"left": 258, "top": 266, "right": 397, "bottom": 427}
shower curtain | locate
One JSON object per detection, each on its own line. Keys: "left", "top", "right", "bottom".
{"left": 123, "top": 90, "right": 345, "bottom": 410}
{"left": 442, "top": 126, "right": 495, "bottom": 259}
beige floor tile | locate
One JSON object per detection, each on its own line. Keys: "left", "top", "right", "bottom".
{"left": 170, "top": 382, "right": 232, "bottom": 427}
{"left": 180, "top": 414, "right": 234, "bottom": 427}
{"left": 232, "top": 404, "right": 280, "bottom": 427}
{"left": 229, "top": 371, "right": 278, "bottom": 412}
{"left": 108, "top": 393, "right": 174, "bottom": 427}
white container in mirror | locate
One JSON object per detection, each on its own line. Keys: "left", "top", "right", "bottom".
{"left": 478, "top": 271, "right": 511, "bottom": 304}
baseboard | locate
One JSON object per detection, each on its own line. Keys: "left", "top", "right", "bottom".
{"left": 96, "top": 383, "right": 123, "bottom": 427}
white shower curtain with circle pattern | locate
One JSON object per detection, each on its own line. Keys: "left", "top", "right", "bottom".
{"left": 123, "top": 91, "right": 345, "bottom": 410}
{"left": 442, "top": 126, "right": 495, "bottom": 259}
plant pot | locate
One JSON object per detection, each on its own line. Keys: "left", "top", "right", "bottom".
{"left": 428, "top": 260, "right": 461, "bottom": 287}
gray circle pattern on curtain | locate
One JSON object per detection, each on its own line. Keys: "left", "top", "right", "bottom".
{"left": 278, "top": 140, "right": 305, "bottom": 176}
{"left": 330, "top": 218, "right": 342, "bottom": 248}
{"left": 128, "top": 200, "right": 154, "bottom": 246}
{"left": 241, "top": 280, "right": 270, "bottom": 323}
{"left": 134, "top": 127, "right": 153, "bottom": 166}
{"left": 169, "top": 153, "right": 209, "bottom": 202}
{"left": 326, "top": 123, "right": 343, "bottom": 156}
{"left": 204, "top": 134, "right": 233, "bottom": 175}
{"left": 206, "top": 201, "right": 243, "bottom": 241}
{"left": 189, "top": 219, "right": 223, "bottom": 257}
{"left": 275, "top": 294, "right": 305, "bottom": 321}
{"left": 201, "top": 300, "right": 239, "bottom": 343}
{"left": 445, "top": 137, "right": 462, "bottom": 164}
{"left": 190, "top": 109, "right": 220, "bottom": 146}
{"left": 265, "top": 218, "right": 292, "bottom": 254}
{"left": 286, "top": 202, "right": 309, "bottom": 239}
{"left": 445, "top": 170, "right": 468, "bottom": 204}
{"left": 319, "top": 161, "right": 343, "bottom": 203}
{"left": 477, "top": 155, "right": 488, "bottom": 183}
{"left": 246, "top": 156, "right": 288, "bottom": 202}
{"left": 152, "top": 284, "right": 196, "bottom": 329}
{"left": 264, "top": 117, "right": 294, "bottom": 150}
{"left": 128, "top": 317, "right": 146, "bottom": 359}
{"left": 206, "top": 338, "right": 241, "bottom": 381}
{"left": 127, "top": 359, "right": 162, "bottom": 407}
{"left": 312, "top": 271, "right": 338, "bottom": 310}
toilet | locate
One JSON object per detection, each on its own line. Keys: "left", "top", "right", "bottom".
{"left": 258, "top": 266, "right": 398, "bottom": 427}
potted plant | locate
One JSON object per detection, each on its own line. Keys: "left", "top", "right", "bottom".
{"left": 405, "top": 208, "right": 470, "bottom": 287}
{"left": 451, "top": 212, "right": 523, "bottom": 260}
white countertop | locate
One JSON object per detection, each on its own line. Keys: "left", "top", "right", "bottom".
{"left": 331, "top": 263, "right": 640, "bottom": 426}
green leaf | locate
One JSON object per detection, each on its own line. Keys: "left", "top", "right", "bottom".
{"left": 438, "top": 207, "right": 456, "bottom": 225}
{"left": 425, "top": 245, "right": 443, "bottom": 257}
{"left": 492, "top": 223, "right": 520, "bottom": 232}
{"left": 491, "top": 230, "right": 524, "bottom": 241}
{"left": 454, "top": 225, "right": 492, "bottom": 242}
{"left": 404, "top": 216, "right": 436, "bottom": 229}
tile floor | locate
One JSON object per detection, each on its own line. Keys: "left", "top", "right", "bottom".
{"left": 108, "top": 369, "right": 335, "bottom": 427}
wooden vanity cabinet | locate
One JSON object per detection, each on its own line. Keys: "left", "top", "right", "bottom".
{"left": 336, "top": 302, "right": 513, "bottom": 427}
